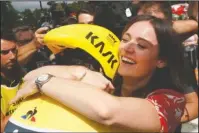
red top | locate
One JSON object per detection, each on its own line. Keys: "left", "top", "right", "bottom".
{"left": 146, "top": 89, "right": 185, "bottom": 133}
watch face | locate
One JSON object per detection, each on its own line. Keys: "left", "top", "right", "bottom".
{"left": 37, "top": 74, "right": 50, "bottom": 82}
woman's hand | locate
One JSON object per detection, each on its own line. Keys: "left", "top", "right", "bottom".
{"left": 10, "top": 66, "right": 114, "bottom": 104}
{"left": 80, "top": 69, "right": 115, "bottom": 94}
{"left": 9, "top": 78, "right": 39, "bottom": 104}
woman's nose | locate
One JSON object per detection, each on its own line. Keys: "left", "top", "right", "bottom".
{"left": 123, "top": 42, "right": 135, "bottom": 53}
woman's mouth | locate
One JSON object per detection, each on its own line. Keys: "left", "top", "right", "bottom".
{"left": 121, "top": 56, "right": 136, "bottom": 65}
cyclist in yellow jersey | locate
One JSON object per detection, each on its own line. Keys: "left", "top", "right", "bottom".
{"left": 4, "top": 24, "right": 126, "bottom": 132}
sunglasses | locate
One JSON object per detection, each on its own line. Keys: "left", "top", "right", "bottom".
{"left": 0, "top": 47, "right": 17, "bottom": 55}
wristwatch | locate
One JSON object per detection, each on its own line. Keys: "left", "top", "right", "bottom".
{"left": 35, "top": 74, "right": 54, "bottom": 91}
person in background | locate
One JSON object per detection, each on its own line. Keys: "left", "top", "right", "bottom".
{"left": 13, "top": 26, "right": 52, "bottom": 72}
{"left": 11, "top": 15, "right": 186, "bottom": 133}
{"left": 13, "top": 26, "right": 40, "bottom": 66}
{"left": 1, "top": 29, "right": 26, "bottom": 132}
{"left": 76, "top": 5, "right": 95, "bottom": 24}
{"left": 61, "top": 15, "right": 78, "bottom": 25}
{"left": 183, "top": 1, "right": 198, "bottom": 85}
{"left": 13, "top": 26, "right": 34, "bottom": 47}
{"left": 137, "top": 1, "right": 198, "bottom": 43}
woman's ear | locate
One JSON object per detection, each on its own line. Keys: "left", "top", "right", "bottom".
{"left": 156, "top": 60, "right": 167, "bottom": 68}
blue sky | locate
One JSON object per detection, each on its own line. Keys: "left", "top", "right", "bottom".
{"left": 11, "top": 1, "right": 74, "bottom": 12}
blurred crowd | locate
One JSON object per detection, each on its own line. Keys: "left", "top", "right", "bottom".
{"left": 1, "top": 1, "right": 198, "bottom": 133}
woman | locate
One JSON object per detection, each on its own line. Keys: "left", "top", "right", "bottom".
{"left": 11, "top": 15, "right": 186, "bottom": 132}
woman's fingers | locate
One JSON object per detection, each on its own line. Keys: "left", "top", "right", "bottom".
{"left": 103, "top": 82, "right": 115, "bottom": 94}
{"left": 108, "top": 82, "right": 115, "bottom": 90}
{"left": 10, "top": 80, "right": 39, "bottom": 104}
{"left": 9, "top": 89, "right": 24, "bottom": 104}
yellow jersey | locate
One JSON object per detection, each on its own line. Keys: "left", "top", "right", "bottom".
{"left": 5, "top": 94, "right": 125, "bottom": 132}
{"left": 1, "top": 83, "right": 23, "bottom": 117}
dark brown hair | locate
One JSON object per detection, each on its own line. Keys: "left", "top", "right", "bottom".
{"left": 1, "top": 28, "right": 16, "bottom": 42}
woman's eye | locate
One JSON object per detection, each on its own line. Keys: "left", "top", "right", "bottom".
{"left": 137, "top": 44, "right": 146, "bottom": 49}
{"left": 121, "top": 38, "right": 128, "bottom": 42}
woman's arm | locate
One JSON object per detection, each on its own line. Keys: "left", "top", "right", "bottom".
{"left": 173, "top": 20, "right": 198, "bottom": 35}
{"left": 11, "top": 70, "right": 184, "bottom": 132}
{"left": 24, "top": 66, "right": 114, "bottom": 92}
{"left": 41, "top": 77, "right": 161, "bottom": 132}
{"left": 23, "top": 65, "right": 87, "bottom": 81}
{"left": 173, "top": 20, "right": 198, "bottom": 42}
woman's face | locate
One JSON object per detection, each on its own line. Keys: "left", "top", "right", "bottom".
{"left": 118, "top": 21, "right": 164, "bottom": 78}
